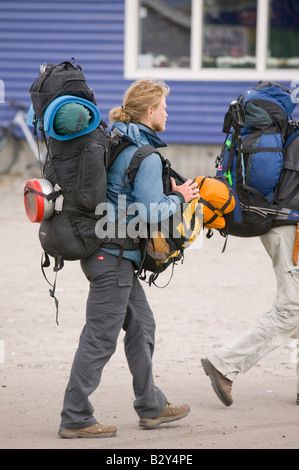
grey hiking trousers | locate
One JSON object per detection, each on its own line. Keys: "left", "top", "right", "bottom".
{"left": 60, "top": 249, "right": 167, "bottom": 429}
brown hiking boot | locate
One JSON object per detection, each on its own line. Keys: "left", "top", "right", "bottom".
{"left": 201, "top": 358, "right": 233, "bottom": 407}
{"left": 58, "top": 422, "right": 117, "bottom": 439}
{"left": 139, "top": 402, "right": 190, "bottom": 429}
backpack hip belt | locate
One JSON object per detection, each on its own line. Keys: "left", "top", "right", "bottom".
{"left": 100, "top": 235, "right": 141, "bottom": 251}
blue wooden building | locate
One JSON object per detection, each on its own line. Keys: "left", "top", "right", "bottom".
{"left": 0, "top": 0, "right": 299, "bottom": 146}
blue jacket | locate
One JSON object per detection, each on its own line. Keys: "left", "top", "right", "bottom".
{"left": 101, "top": 122, "right": 183, "bottom": 266}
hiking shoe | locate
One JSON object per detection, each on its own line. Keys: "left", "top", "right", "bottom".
{"left": 139, "top": 402, "right": 190, "bottom": 429}
{"left": 58, "top": 422, "right": 117, "bottom": 439}
{"left": 201, "top": 358, "right": 233, "bottom": 407}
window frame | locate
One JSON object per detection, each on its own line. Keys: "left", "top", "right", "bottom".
{"left": 124, "top": 0, "right": 299, "bottom": 81}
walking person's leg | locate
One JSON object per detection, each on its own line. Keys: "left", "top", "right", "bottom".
{"left": 202, "top": 225, "right": 299, "bottom": 406}
{"left": 124, "top": 276, "right": 190, "bottom": 428}
{"left": 59, "top": 250, "right": 135, "bottom": 437}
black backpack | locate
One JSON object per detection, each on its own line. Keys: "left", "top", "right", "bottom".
{"left": 25, "top": 60, "right": 115, "bottom": 264}
{"left": 24, "top": 60, "right": 119, "bottom": 321}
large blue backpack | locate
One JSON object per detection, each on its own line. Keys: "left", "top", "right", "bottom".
{"left": 216, "top": 81, "right": 299, "bottom": 238}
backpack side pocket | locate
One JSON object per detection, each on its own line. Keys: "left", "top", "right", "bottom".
{"left": 242, "top": 132, "right": 283, "bottom": 200}
{"left": 75, "top": 142, "right": 107, "bottom": 211}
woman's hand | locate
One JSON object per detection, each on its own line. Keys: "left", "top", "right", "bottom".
{"left": 171, "top": 178, "right": 199, "bottom": 203}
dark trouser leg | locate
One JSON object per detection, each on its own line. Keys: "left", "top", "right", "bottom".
{"left": 124, "top": 276, "right": 167, "bottom": 418}
{"left": 60, "top": 251, "right": 134, "bottom": 429}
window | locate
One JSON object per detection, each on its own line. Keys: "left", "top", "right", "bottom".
{"left": 138, "top": 0, "right": 191, "bottom": 69}
{"left": 267, "top": 0, "right": 299, "bottom": 69}
{"left": 125, "top": 0, "right": 299, "bottom": 81}
{"left": 202, "top": 0, "right": 257, "bottom": 69}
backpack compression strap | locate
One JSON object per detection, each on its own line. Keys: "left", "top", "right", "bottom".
{"left": 24, "top": 187, "right": 64, "bottom": 202}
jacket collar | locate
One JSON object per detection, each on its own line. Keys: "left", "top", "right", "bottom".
{"left": 112, "top": 121, "right": 168, "bottom": 149}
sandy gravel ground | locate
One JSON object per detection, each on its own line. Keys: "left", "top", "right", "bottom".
{"left": 1, "top": 174, "right": 299, "bottom": 451}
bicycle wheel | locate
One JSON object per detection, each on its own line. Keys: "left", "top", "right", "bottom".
{"left": 0, "top": 128, "right": 19, "bottom": 174}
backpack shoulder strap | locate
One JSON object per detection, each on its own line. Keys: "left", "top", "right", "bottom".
{"left": 108, "top": 140, "right": 132, "bottom": 170}
{"left": 126, "top": 144, "right": 161, "bottom": 189}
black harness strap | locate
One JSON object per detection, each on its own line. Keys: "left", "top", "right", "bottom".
{"left": 24, "top": 187, "right": 64, "bottom": 201}
{"left": 41, "top": 252, "right": 64, "bottom": 325}
{"left": 242, "top": 146, "right": 284, "bottom": 154}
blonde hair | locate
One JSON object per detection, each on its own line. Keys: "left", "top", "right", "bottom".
{"left": 109, "top": 78, "right": 170, "bottom": 124}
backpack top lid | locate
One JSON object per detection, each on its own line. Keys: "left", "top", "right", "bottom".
{"left": 242, "top": 82, "right": 297, "bottom": 118}
{"left": 29, "top": 61, "right": 96, "bottom": 120}
{"left": 26, "top": 95, "right": 101, "bottom": 140}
